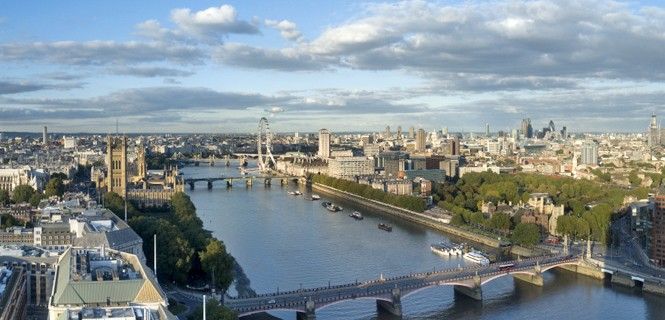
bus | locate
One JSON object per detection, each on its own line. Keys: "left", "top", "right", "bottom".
{"left": 498, "top": 263, "right": 515, "bottom": 271}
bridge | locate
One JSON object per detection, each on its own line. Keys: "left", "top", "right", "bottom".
{"left": 183, "top": 175, "right": 304, "bottom": 189}
{"left": 225, "top": 254, "right": 582, "bottom": 319}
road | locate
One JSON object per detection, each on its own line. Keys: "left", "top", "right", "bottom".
{"left": 226, "top": 255, "right": 577, "bottom": 315}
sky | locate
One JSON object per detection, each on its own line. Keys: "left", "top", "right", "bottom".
{"left": 1, "top": 0, "right": 665, "bottom": 134}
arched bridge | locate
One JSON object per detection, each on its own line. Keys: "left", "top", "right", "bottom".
{"left": 225, "top": 254, "right": 581, "bottom": 319}
{"left": 184, "top": 175, "right": 304, "bottom": 189}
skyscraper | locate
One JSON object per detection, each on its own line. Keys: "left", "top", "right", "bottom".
{"left": 648, "top": 113, "right": 661, "bottom": 148}
{"left": 318, "top": 129, "right": 331, "bottom": 159}
{"left": 485, "top": 123, "right": 490, "bottom": 137}
{"left": 397, "top": 126, "right": 402, "bottom": 139}
{"left": 415, "top": 128, "right": 426, "bottom": 152}
{"left": 580, "top": 140, "right": 598, "bottom": 166}
{"left": 520, "top": 118, "right": 533, "bottom": 139}
{"left": 408, "top": 127, "right": 415, "bottom": 139}
{"left": 384, "top": 126, "right": 392, "bottom": 139}
{"left": 42, "top": 126, "right": 48, "bottom": 145}
{"left": 548, "top": 120, "right": 555, "bottom": 133}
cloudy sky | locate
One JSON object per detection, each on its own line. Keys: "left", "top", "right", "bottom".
{"left": 1, "top": 0, "right": 664, "bottom": 133}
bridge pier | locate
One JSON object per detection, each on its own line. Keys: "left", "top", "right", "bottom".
{"left": 376, "top": 288, "right": 402, "bottom": 318}
{"left": 454, "top": 275, "right": 482, "bottom": 300}
{"left": 264, "top": 178, "right": 271, "bottom": 186}
{"left": 227, "top": 180, "right": 233, "bottom": 188}
{"left": 281, "top": 178, "right": 289, "bottom": 186}
{"left": 207, "top": 180, "right": 213, "bottom": 190}
{"left": 246, "top": 178, "right": 253, "bottom": 187}
{"left": 296, "top": 300, "right": 316, "bottom": 320}
{"left": 611, "top": 272, "right": 635, "bottom": 288}
{"left": 189, "top": 182, "right": 195, "bottom": 190}
{"left": 513, "top": 273, "right": 544, "bottom": 286}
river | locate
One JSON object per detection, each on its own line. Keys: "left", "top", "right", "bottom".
{"left": 182, "top": 164, "right": 665, "bottom": 320}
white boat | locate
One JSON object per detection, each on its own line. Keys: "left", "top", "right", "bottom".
{"left": 463, "top": 252, "right": 490, "bottom": 266}
{"left": 311, "top": 194, "right": 321, "bottom": 201}
{"left": 430, "top": 244, "right": 450, "bottom": 256}
{"left": 288, "top": 191, "right": 302, "bottom": 196}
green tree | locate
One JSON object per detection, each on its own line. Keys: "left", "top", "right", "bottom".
{"left": 129, "top": 216, "right": 193, "bottom": 284}
{"left": 50, "top": 172, "right": 68, "bottom": 180}
{"left": 45, "top": 178, "right": 65, "bottom": 198}
{"left": 29, "top": 193, "right": 45, "bottom": 207}
{"left": 0, "top": 190, "right": 9, "bottom": 206}
{"left": 512, "top": 223, "right": 540, "bottom": 246}
{"left": 487, "top": 213, "right": 512, "bottom": 231}
{"left": 12, "top": 185, "right": 35, "bottom": 204}
{"left": 188, "top": 299, "right": 236, "bottom": 320}
{"left": 199, "top": 239, "right": 234, "bottom": 291}
{"left": 0, "top": 214, "right": 20, "bottom": 228}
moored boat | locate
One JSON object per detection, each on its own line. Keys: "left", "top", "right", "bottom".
{"left": 463, "top": 251, "right": 490, "bottom": 266}
{"left": 350, "top": 211, "right": 364, "bottom": 220}
{"left": 378, "top": 223, "right": 392, "bottom": 232}
{"left": 311, "top": 194, "right": 321, "bottom": 200}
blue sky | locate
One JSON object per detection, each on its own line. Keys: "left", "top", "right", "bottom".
{"left": 1, "top": 0, "right": 665, "bottom": 133}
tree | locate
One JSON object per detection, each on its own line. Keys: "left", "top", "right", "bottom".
{"left": 12, "top": 185, "right": 35, "bottom": 204}
{"left": 199, "top": 239, "right": 234, "bottom": 291}
{"left": 0, "top": 214, "right": 20, "bottom": 228}
{"left": 188, "top": 299, "right": 236, "bottom": 320}
{"left": 45, "top": 178, "right": 65, "bottom": 198}
{"left": 129, "top": 216, "right": 194, "bottom": 284}
{"left": 29, "top": 193, "right": 45, "bottom": 207}
{"left": 512, "top": 223, "right": 540, "bottom": 246}
{"left": 0, "top": 190, "right": 9, "bottom": 206}
{"left": 50, "top": 172, "right": 68, "bottom": 180}
{"left": 488, "top": 213, "right": 512, "bottom": 231}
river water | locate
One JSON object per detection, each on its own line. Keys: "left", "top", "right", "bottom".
{"left": 183, "top": 164, "right": 665, "bottom": 320}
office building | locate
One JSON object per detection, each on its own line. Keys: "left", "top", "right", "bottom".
{"left": 648, "top": 113, "right": 661, "bottom": 148}
{"left": 415, "top": 128, "right": 426, "bottom": 152}
{"left": 408, "top": 127, "right": 415, "bottom": 139}
{"left": 650, "top": 191, "right": 665, "bottom": 267}
{"left": 318, "top": 129, "right": 331, "bottom": 159}
{"left": 580, "top": 141, "right": 598, "bottom": 166}
{"left": 48, "top": 247, "right": 175, "bottom": 320}
{"left": 43, "top": 126, "right": 48, "bottom": 146}
{"left": 0, "top": 265, "right": 27, "bottom": 320}
{"left": 328, "top": 157, "right": 374, "bottom": 180}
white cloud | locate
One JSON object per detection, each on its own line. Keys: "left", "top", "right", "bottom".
{"left": 265, "top": 19, "right": 302, "bottom": 42}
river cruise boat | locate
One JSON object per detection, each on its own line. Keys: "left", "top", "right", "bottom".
{"left": 378, "top": 223, "right": 393, "bottom": 232}
{"left": 288, "top": 191, "right": 302, "bottom": 196}
{"left": 463, "top": 251, "right": 490, "bottom": 266}
{"left": 430, "top": 242, "right": 463, "bottom": 257}
{"left": 311, "top": 194, "right": 321, "bottom": 200}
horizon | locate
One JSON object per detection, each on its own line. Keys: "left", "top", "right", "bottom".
{"left": 2, "top": 0, "right": 665, "bottom": 133}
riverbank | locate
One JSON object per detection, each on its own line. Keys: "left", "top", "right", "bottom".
{"left": 312, "top": 182, "right": 542, "bottom": 257}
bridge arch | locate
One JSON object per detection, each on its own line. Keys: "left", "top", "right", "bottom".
{"left": 238, "top": 307, "right": 306, "bottom": 318}
{"left": 540, "top": 261, "right": 579, "bottom": 273}
{"left": 316, "top": 296, "right": 393, "bottom": 312}
{"left": 401, "top": 281, "right": 473, "bottom": 299}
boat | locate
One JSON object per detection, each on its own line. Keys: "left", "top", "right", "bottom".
{"left": 430, "top": 244, "right": 451, "bottom": 256}
{"left": 322, "top": 202, "right": 342, "bottom": 212}
{"left": 378, "top": 223, "right": 393, "bottom": 232}
{"left": 350, "top": 211, "right": 364, "bottom": 220}
{"left": 463, "top": 251, "right": 490, "bottom": 266}
{"left": 288, "top": 191, "right": 302, "bottom": 196}
{"left": 311, "top": 194, "right": 321, "bottom": 201}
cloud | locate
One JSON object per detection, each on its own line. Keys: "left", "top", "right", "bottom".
{"left": 0, "top": 79, "right": 84, "bottom": 95}
{"left": 137, "top": 4, "right": 259, "bottom": 43}
{"left": 0, "top": 41, "right": 203, "bottom": 65}
{"left": 0, "top": 80, "right": 49, "bottom": 95}
{"left": 265, "top": 106, "right": 285, "bottom": 114}
{"left": 265, "top": 19, "right": 303, "bottom": 42}
{"left": 215, "top": 43, "right": 329, "bottom": 71}
{"left": 213, "top": 0, "right": 665, "bottom": 84}
{"left": 109, "top": 66, "right": 195, "bottom": 77}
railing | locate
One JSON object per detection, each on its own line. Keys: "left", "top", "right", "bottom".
{"left": 227, "top": 255, "right": 580, "bottom": 311}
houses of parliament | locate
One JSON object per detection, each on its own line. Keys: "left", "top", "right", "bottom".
{"left": 94, "top": 136, "right": 185, "bottom": 208}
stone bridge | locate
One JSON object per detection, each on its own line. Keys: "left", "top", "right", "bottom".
{"left": 225, "top": 254, "right": 582, "bottom": 319}
{"left": 184, "top": 176, "right": 304, "bottom": 189}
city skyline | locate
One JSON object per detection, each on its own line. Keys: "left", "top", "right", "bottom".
{"left": 2, "top": 0, "right": 665, "bottom": 133}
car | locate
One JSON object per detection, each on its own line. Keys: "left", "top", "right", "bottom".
{"left": 267, "top": 299, "right": 276, "bottom": 304}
